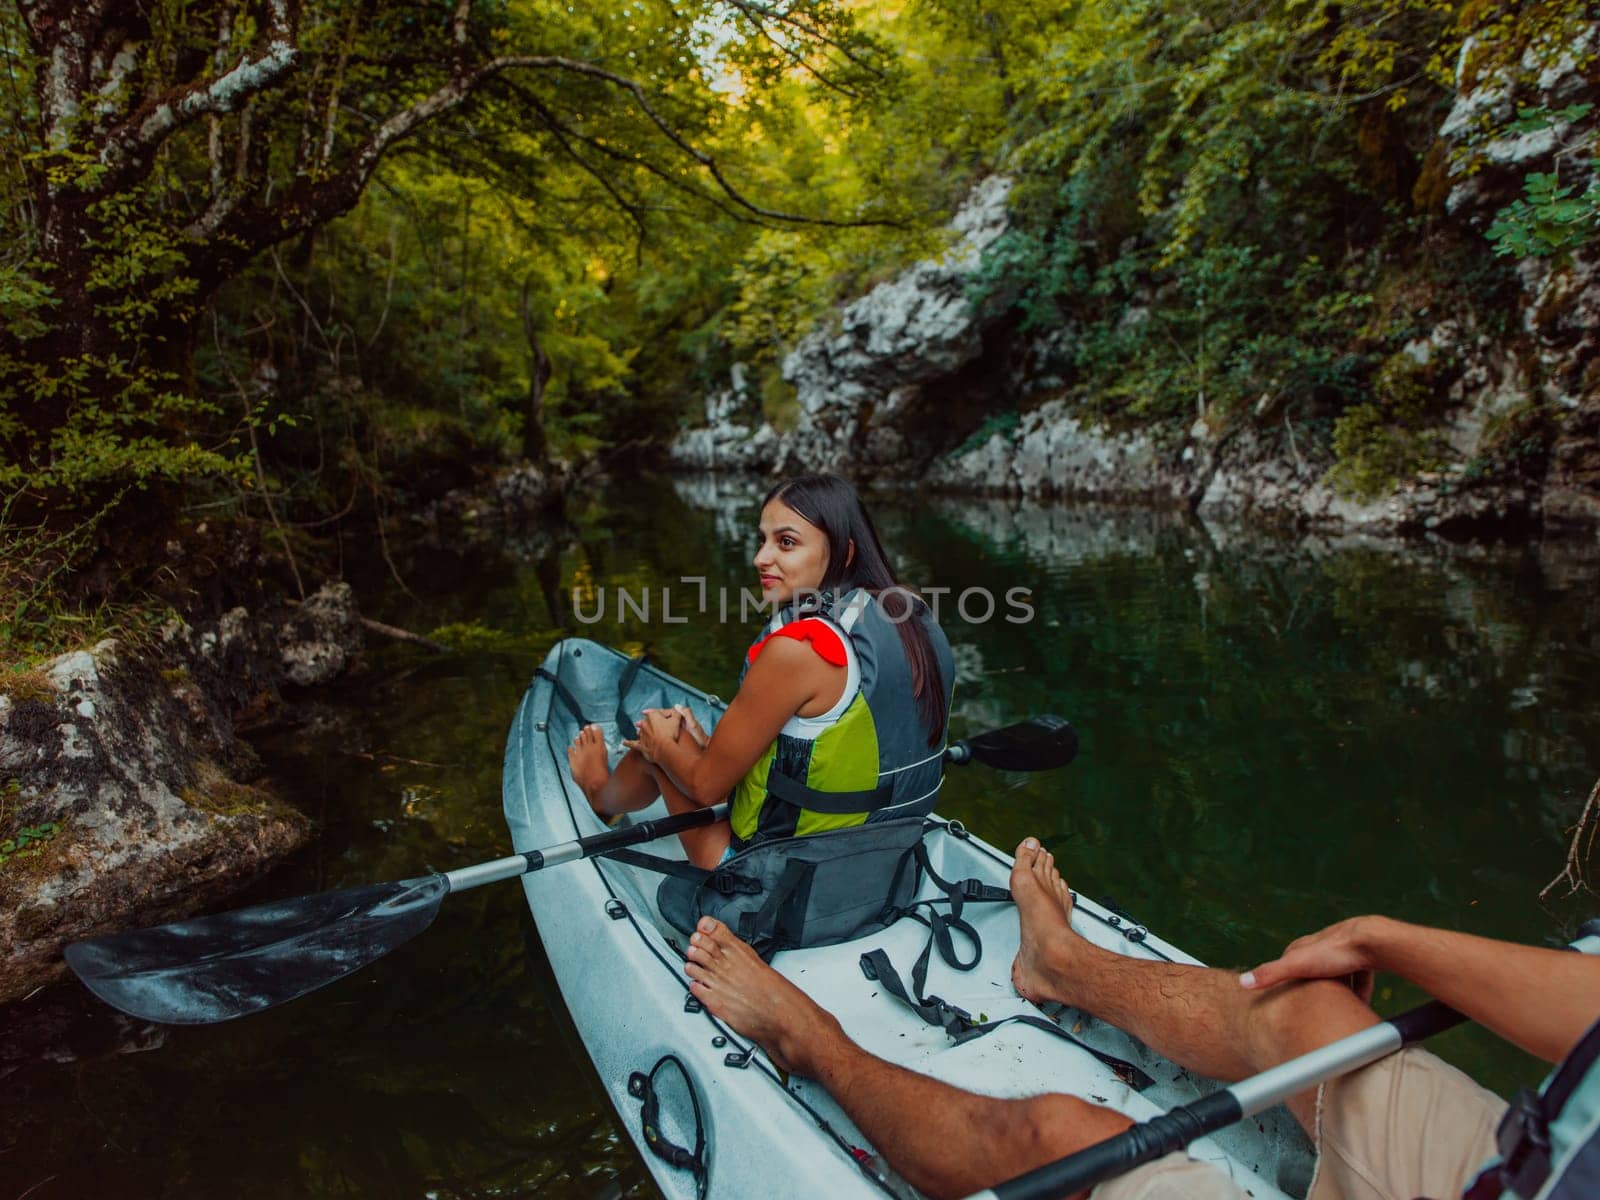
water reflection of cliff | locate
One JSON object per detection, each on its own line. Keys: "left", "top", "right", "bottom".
{"left": 672, "top": 480, "right": 1599, "bottom": 875}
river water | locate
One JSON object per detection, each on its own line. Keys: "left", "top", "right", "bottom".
{"left": 6, "top": 473, "right": 1599, "bottom": 1199}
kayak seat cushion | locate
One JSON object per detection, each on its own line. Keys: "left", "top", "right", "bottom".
{"left": 656, "top": 819, "right": 928, "bottom": 954}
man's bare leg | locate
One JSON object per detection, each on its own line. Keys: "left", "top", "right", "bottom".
{"left": 685, "top": 917, "right": 1131, "bottom": 1200}
{"left": 1009, "top": 838, "right": 1378, "bottom": 1134}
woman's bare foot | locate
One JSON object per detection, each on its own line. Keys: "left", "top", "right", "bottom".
{"left": 1010, "top": 837, "right": 1080, "bottom": 1005}
{"left": 684, "top": 918, "right": 841, "bottom": 1076}
{"left": 566, "top": 724, "right": 611, "bottom": 814}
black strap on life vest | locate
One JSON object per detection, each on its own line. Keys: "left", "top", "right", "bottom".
{"left": 763, "top": 768, "right": 896, "bottom": 815}
{"left": 628, "top": 1054, "right": 709, "bottom": 1200}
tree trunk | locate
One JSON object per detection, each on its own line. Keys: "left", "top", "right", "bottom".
{"left": 521, "top": 273, "right": 552, "bottom": 465}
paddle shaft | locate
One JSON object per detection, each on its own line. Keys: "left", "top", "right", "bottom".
{"left": 444, "top": 802, "right": 730, "bottom": 892}
{"left": 964, "top": 1000, "right": 1466, "bottom": 1200}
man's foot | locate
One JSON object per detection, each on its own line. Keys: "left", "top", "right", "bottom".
{"left": 566, "top": 724, "right": 611, "bottom": 814}
{"left": 684, "top": 917, "right": 841, "bottom": 1076}
{"left": 1010, "top": 837, "right": 1080, "bottom": 1005}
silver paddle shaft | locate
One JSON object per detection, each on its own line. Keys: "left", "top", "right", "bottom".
{"left": 444, "top": 802, "right": 731, "bottom": 893}
{"left": 1230, "top": 1019, "right": 1402, "bottom": 1116}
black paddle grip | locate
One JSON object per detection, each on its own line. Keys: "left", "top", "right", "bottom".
{"left": 1389, "top": 999, "right": 1466, "bottom": 1045}
{"left": 991, "top": 1091, "right": 1241, "bottom": 1200}
{"left": 522, "top": 850, "right": 544, "bottom": 872}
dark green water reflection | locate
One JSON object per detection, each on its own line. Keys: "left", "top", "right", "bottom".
{"left": 6, "top": 475, "right": 1598, "bottom": 1199}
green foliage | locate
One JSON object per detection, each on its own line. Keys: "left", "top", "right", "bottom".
{"left": 962, "top": 0, "right": 1461, "bottom": 427}
{"left": 0, "top": 490, "right": 169, "bottom": 666}
{"left": 1483, "top": 104, "right": 1600, "bottom": 260}
{"left": 1327, "top": 355, "right": 1447, "bottom": 498}
{"left": 425, "top": 621, "right": 539, "bottom": 656}
{"left": 954, "top": 411, "right": 1022, "bottom": 457}
{"left": 0, "top": 822, "right": 60, "bottom": 867}
{"left": 1487, "top": 168, "right": 1600, "bottom": 259}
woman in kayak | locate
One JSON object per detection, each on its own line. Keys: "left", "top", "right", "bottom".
{"left": 565, "top": 473, "right": 954, "bottom": 868}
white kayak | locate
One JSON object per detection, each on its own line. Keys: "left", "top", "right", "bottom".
{"left": 503, "top": 638, "right": 1314, "bottom": 1199}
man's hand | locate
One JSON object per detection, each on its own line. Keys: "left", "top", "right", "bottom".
{"left": 1241, "top": 916, "right": 1377, "bottom": 1004}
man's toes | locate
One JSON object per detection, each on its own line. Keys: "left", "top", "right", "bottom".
{"left": 1014, "top": 837, "right": 1041, "bottom": 870}
{"left": 688, "top": 929, "right": 722, "bottom": 959}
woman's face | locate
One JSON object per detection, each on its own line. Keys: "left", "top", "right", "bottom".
{"left": 754, "top": 497, "right": 830, "bottom": 605}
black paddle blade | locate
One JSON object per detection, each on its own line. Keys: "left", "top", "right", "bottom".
{"left": 955, "top": 714, "right": 1079, "bottom": 772}
{"left": 64, "top": 874, "right": 449, "bottom": 1025}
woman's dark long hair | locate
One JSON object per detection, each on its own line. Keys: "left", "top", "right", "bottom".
{"left": 763, "top": 474, "right": 947, "bottom": 747}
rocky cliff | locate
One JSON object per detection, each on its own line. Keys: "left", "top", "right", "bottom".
{"left": 669, "top": 29, "right": 1600, "bottom": 540}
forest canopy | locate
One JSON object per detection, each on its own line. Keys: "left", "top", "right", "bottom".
{"left": 1, "top": 0, "right": 1595, "bottom": 642}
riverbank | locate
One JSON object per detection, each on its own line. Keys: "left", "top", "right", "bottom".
{"left": 0, "top": 464, "right": 563, "bottom": 1007}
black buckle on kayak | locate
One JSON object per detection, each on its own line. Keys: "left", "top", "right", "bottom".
{"left": 960, "top": 878, "right": 1009, "bottom": 902}
{"left": 723, "top": 1046, "right": 755, "bottom": 1069}
{"left": 605, "top": 899, "right": 628, "bottom": 920}
{"left": 1496, "top": 1087, "right": 1552, "bottom": 1198}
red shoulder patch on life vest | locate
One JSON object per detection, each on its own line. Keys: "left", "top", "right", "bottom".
{"left": 746, "top": 618, "right": 848, "bottom": 668}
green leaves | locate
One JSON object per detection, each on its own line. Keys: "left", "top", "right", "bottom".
{"left": 1486, "top": 167, "right": 1600, "bottom": 260}
{"left": 0, "top": 822, "right": 61, "bottom": 866}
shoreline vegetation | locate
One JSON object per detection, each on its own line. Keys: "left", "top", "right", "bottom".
{"left": 2, "top": 1, "right": 1598, "bottom": 1012}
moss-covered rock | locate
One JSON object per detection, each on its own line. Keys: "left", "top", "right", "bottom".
{"left": 0, "top": 620, "right": 332, "bottom": 1004}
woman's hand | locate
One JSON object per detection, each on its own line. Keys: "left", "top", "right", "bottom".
{"left": 674, "top": 705, "right": 710, "bottom": 749}
{"left": 1240, "top": 916, "right": 1379, "bottom": 1004}
{"left": 623, "top": 708, "right": 684, "bottom": 763}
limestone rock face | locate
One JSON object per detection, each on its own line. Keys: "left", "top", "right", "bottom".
{"left": 928, "top": 401, "right": 1188, "bottom": 504}
{"left": 668, "top": 367, "right": 783, "bottom": 472}
{"left": 670, "top": 177, "right": 1013, "bottom": 476}
{"left": 0, "top": 636, "right": 312, "bottom": 1006}
{"left": 1438, "top": 20, "right": 1600, "bottom": 534}
{"left": 669, "top": 31, "right": 1600, "bottom": 538}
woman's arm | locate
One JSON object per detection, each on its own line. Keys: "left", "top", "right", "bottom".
{"left": 1243, "top": 916, "right": 1600, "bottom": 1063}
{"left": 627, "top": 637, "right": 842, "bottom": 806}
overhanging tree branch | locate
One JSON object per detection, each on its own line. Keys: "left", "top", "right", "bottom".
{"left": 95, "top": 0, "right": 298, "bottom": 192}
{"left": 194, "top": 49, "right": 897, "bottom": 282}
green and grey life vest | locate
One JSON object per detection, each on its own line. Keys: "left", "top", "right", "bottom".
{"left": 1465, "top": 921, "right": 1600, "bottom": 1200}
{"left": 729, "top": 587, "right": 955, "bottom": 849}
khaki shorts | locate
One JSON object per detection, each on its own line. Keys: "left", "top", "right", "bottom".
{"left": 1091, "top": 1047, "right": 1505, "bottom": 1200}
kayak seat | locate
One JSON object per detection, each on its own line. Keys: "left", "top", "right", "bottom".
{"left": 649, "top": 818, "right": 930, "bottom": 956}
